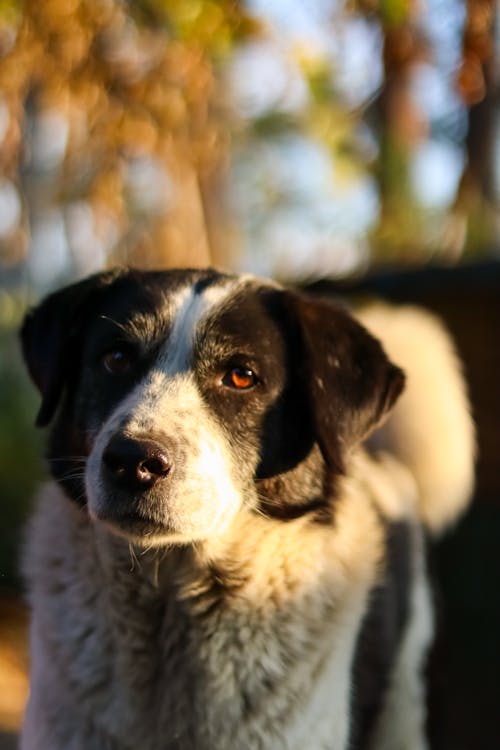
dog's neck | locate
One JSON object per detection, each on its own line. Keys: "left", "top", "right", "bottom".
{"left": 26, "top": 453, "right": 385, "bottom": 750}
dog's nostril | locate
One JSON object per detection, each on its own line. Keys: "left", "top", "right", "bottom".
{"left": 103, "top": 450, "right": 126, "bottom": 476}
{"left": 103, "top": 435, "right": 171, "bottom": 489}
{"left": 137, "top": 452, "right": 170, "bottom": 482}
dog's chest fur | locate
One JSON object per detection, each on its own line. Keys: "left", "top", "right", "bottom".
{"left": 25, "top": 466, "right": 391, "bottom": 750}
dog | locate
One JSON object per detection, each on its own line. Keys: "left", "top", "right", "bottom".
{"left": 19, "top": 267, "right": 475, "bottom": 750}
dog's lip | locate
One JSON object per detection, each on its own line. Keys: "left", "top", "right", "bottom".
{"left": 92, "top": 508, "right": 175, "bottom": 538}
{"left": 90, "top": 507, "right": 204, "bottom": 547}
{"left": 88, "top": 501, "right": 171, "bottom": 535}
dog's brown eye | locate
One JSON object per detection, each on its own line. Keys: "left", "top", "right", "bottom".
{"left": 223, "top": 367, "right": 257, "bottom": 390}
{"left": 103, "top": 349, "right": 133, "bottom": 375}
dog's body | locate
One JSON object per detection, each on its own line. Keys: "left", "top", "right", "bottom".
{"left": 19, "top": 268, "right": 475, "bottom": 750}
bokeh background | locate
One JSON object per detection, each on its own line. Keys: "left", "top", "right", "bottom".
{"left": 0, "top": 1, "right": 499, "bottom": 748}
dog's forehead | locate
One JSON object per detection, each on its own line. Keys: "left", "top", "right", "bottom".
{"left": 92, "top": 269, "right": 284, "bottom": 358}
{"left": 158, "top": 276, "right": 245, "bottom": 371}
{"left": 166, "top": 274, "right": 241, "bottom": 326}
{"left": 162, "top": 273, "right": 288, "bottom": 369}
{"left": 91, "top": 269, "right": 231, "bottom": 329}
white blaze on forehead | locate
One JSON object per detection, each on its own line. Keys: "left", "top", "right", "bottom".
{"left": 159, "top": 280, "right": 238, "bottom": 375}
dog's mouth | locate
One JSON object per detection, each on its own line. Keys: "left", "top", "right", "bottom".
{"left": 92, "top": 508, "right": 180, "bottom": 545}
{"left": 85, "top": 478, "right": 181, "bottom": 540}
{"left": 85, "top": 473, "right": 242, "bottom": 547}
{"left": 83, "top": 430, "right": 186, "bottom": 542}
{"left": 87, "top": 489, "right": 201, "bottom": 546}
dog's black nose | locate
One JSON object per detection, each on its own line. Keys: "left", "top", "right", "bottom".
{"left": 102, "top": 435, "right": 171, "bottom": 490}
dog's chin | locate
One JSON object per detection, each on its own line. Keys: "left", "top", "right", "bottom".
{"left": 85, "top": 485, "right": 241, "bottom": 548}
{"left": 86, "top": 499, "right": 207, "bottom": 547}
{"left": 88, "top": 509, "right": 181, "bottom": 546}
{"left": 98, "top": 517, "right": 197, "bottom": 548}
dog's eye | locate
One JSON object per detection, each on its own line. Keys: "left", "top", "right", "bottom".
{"left": 102, "top": 349, "right": 134, "bottom": 375}
{"left": 222, "top": 367, "right": 257, "bottom": 390}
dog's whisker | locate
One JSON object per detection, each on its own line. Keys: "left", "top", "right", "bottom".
{"left": 57, "top": 489, "right": 87, "bottom": 508}
{"left": 99, "top": 314, "right": 130, "bottom": 335}
{"left": 47, "top": 457, "right": 88, "bottom": 464}
{"left": 252, "top": 490, "right": 277, "bottom": 519}
{"left": 140, "top": 542, "right": 156, "bottom": 556}
{"left": 128, "top": 543, "right": 140, "bottom": 572}
{"left": 58, "top": 471, "right": 86, "bottom": 482}
{"left": 150, "top": 554, "right": 160, "bottom": 588}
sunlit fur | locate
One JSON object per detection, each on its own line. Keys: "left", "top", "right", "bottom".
{"left": 23, "top": 458, "right": 387, "bottom": 749}
{"left": 358, "top": 303, "right": 476, "bottom": 535}
{"left": 20, "top": 270, "right": 475, "bottom": 750}
{"left": 86, "top": 371, "right": 244, "bottom": 544}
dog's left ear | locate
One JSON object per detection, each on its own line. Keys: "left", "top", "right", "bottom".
{"left": 20, "top": 270, "right": 122, "bottom": 427}
{"left": 288, "top": 291, "right": 405, "bottom": 474}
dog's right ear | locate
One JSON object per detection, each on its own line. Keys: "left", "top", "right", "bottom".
{"left": 20, "top": 270, "right": 121, "bottom": 427}
{"left": 284, "top": 290, "right": 405, "bottom": 475}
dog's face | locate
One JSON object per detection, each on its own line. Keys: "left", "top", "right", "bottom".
{"left": 21, "top": 268, "right": 404, "bottom": 546}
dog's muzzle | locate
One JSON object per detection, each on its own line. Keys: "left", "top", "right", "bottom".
{"left": 86, "top": 402, "right": 243, "bottom": 544}
{"left": 90, "top": 431, "right": 182, "bottom": 539}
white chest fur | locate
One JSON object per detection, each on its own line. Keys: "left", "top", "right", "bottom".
{"left": 21, "top": 468, "right": 392, "bottom": 750}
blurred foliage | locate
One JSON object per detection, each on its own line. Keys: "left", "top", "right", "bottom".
{"left": 0, "top": 0, "right": 499, "bottom": 585}
{"left": 0, "top": 294, "right": 44, "bottom": 590}
{"left": 0, "top": 0, "right": 258, "bottom": 273}
{"left": 0, "top": 0, "right": 498, "bottom": 279}
{"left": 375, "top": 0, "right": 498, "bottom": 261}
{"left": 228, "top": 0, "right": 499, "bottom": 276}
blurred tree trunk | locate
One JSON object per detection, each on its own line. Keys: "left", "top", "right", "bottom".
{"left": 117, "top": 149, "right": 213, "bottom": 269}
{"left": 448, "top": 0, "right": 498, "bottom": 256}
{"left": 369, "top": 2, "right": 429, "bottom": 261}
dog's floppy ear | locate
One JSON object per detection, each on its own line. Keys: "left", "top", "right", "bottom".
{"left": 20, "top": 270, "right": 122, "bottom": 427}
{"left": 289, "top": 292, "right": 405, "bottom": 474}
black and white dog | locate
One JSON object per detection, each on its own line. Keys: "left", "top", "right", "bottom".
{"left": 20, "top": 268, "right": 474, "bottom": 750}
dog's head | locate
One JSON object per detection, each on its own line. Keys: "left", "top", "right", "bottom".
{"left": 21, "top": 268, "right": 404, "bottom": 545}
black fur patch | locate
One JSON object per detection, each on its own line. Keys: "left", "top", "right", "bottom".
{"left": 350, "top": 520, "right": 413, "bottom": 749}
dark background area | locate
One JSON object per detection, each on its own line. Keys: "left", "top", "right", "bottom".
{"left": 308, "top": 261, "right": 500, "bottom": 749}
